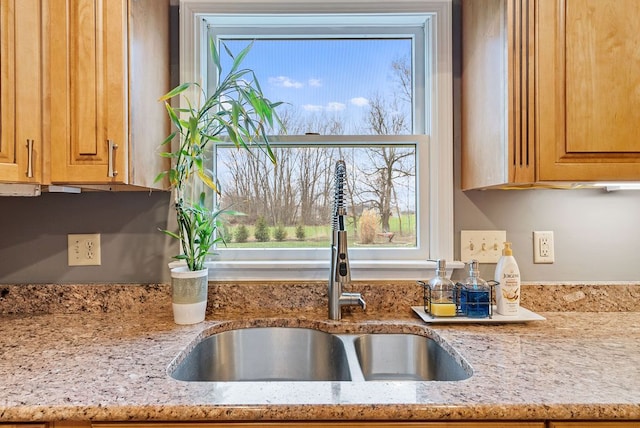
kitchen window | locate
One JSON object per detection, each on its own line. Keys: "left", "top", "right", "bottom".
{"left": 179, "top": 0, "right": 454, "bottom": 280}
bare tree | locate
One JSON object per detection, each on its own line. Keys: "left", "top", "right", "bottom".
{"left": 220, "top": 119, "right": 342, "bottom": 229}
{"left": 220, "top": 55, "right": 415, "bottom": 241}
{"left": 277, "top": 106, "right": 345, "bottom": 135}
{"left": 391, "top": 55, "right": 412, "bottom": 104}
{"left": 298, "top": 147, "right": 335, "bottom": 226}
{"left": 356, "top": 147, "right": 414, "bottom": 232}
{"left": 356, "top": 88, "right": 413, "bottom": 231}
{"left": 366, "top": 93, "right": 410, "bottom": 135}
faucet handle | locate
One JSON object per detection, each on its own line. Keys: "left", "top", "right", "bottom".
{"left": 357, "top": 295, "right": 367, "bottom": 311}
{"left": 339, "top": 292, "right": 366, "bottom": 311}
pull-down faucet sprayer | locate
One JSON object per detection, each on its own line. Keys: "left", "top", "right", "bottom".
{"left": 328, "top": 160, "right": 366, "bottom": 320}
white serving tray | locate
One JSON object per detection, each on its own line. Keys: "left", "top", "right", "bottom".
{"left": 412, "top": 305, "right": 545, "bottom": 324}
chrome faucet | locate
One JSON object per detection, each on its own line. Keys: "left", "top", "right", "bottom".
{"left": 328, "top": 160, "right": 366, "bottom": 320}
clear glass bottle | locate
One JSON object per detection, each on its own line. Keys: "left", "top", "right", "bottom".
{"left": 427, "top": 259, "right": 456, "bottom": 317}
{"left": 460, "top": 259, "right": 491, "bottom": 318}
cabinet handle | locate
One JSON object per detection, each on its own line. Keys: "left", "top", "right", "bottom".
{"left": 107, "top": 139, "right": 118, "bottom": 178}
{"left": 26, "top": 139, "right": 34, "bottom": 178}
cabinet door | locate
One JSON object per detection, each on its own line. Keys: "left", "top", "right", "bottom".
{"left": 461, "top": 0, "right": 536, "bottom": 189}
{"left": 47, "top": 0, "right": 127, "bottom": 184}
{"left": 537, "top": 0, "right": 640, "bottom": 181}
{"left": 93, "top": 422, "right": 545, "bottom": 427}
{"left": 0, "top": 425, "right": 48, "bottom": 428}
{"left": 0, "top": 0, "right": 42, "bottom": 183}
{"left": 550, "top": 423, "right": 640, "bottom": 428}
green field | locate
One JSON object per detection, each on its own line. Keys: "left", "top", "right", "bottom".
{"left": 222, "top": 214, "right": 416, "bottom": 248}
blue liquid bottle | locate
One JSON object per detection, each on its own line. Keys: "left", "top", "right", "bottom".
{"left": 460, "top": 259, "right": 491, "bottom": 318}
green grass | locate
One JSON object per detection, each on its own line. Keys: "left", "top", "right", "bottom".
{"left": 223, "top": 214, "right": 416, "bottom": 248}
{"left": 223, "top": 239, "right": 331, "bottom": 249}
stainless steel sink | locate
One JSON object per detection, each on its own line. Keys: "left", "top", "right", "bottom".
{"left": 353, "top": 333, "right": 470, "bottom": 381}
{"left": 170, "top": 327, "right": 352, "bottom": 381}
{"left": 169, "top": 327, "right": 470, "bottom": 382}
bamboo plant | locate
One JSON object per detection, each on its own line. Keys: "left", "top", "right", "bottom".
{"left": 157, "top": 38, "right": 282, "bottom": 271}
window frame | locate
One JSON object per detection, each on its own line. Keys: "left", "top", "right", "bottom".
{"left": 178, "top": 0, "right": 455, "bottom": 280}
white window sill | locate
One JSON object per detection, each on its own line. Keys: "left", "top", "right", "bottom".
{"left": 198, "top": 260, "right": 464, "bottom": 281}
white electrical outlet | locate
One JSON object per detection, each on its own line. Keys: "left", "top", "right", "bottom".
{"left": 460, "top": 230, "right": 507, "bottom": 263}
{"left": 533, "top": 231, "right": 554, "bottom": 263}
{"left": 68, "top": 233, "right": 101, "bottom": 266}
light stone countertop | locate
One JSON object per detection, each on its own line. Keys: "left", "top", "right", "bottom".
{"left": 1, "top": 282, "right": 639, "bottom": 423}
{"left": 1, "top": 307, "right": 640, "bottom": 422}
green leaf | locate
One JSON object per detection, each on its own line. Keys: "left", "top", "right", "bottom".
{"left": 153, "top": 171, "right": 168, "bottom": 184}
{"left": 187, "top": 115, "right": 198, "bottom": 135}
{"left": 160, "top": 132, "right": 176, "bottom": 146}
{"left": 209, "top": 37, "right": 221, "bottom": 76}
{"left": 223, "top": 42, "right": 235, "bottom": 61}
{"left": 165, "top": 103, "right": 182, "bottom": 132}
{"left": 231, "top": 102, "right": 240, "bottom": 128}
{"left": 200, "top": 133, "right": 224, "bottom": 144}
{"left": 168, "top": 169, "right": 178, "bottom": 185}
{"left": 197, "top": 192, "right": 207, "bottom": 207}
{"left": 197, "top": 170, "right": 220, "bottom": 194}
{"left": 265, "top": 141, "right": 277, "bottom": 165}
{"left": 159, "top": 82, "right": 190, "bottom": 101}
{"left": 193, "top": 156, "right": 203, "bottom": 171}
{"left": 160, "top": 229, "right": 181, "bottom": 240}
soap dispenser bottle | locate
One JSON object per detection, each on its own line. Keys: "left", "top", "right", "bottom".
{"left": 427, "top": 259, "right": 456, "bottom": 317}
{"left": 494, "top": 242, "right": 521, "bottom": 315}
{"left": 460, "top": 259, "right": 491, "bottom": 318}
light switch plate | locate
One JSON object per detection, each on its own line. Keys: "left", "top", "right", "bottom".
{"left": 68, "top": 233, "right": 101, "bottom": 266}
{"left": 460, "top": 230, "right": 507, "bottom": 263}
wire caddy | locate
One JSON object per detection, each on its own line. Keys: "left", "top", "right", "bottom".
{"left": 417, "top": 280, "right": 498, "bottom": 319}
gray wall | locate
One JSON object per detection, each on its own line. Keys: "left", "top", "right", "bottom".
{"left": 1, "top": 3, "right": 638, "bottom": 284}
{"left": 454, "top": 186, "right": 640, "bottom": 281}
{"left": 0, "top": 192, "right": 175, "bottom": 283}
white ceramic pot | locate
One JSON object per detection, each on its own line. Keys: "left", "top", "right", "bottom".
{"left": 170, "top": 266, "right": 208, "bottom": 324}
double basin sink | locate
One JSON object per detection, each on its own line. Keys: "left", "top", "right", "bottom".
{"left": 170, "top": 327, "right": 471, "bottom": 382}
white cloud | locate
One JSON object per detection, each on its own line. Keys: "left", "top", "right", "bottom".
{"left": 308, "top": 78, "right": 322, "bottom": 87}
{"left": 269, "top": 76, "right": 303, "bottom": 89}
{"left": 350, "top": 97, "right": 369, "bottom": 107}
{"left": 302, "top": 104, "right": 324, "bottom": 112}
{"left": 302, "top": 102, "right": 347, "bottom": 112}
{"left": 326, "top": 102, "right": 346, "bottom": 112}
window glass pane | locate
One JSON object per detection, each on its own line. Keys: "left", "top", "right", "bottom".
{"left": 216, "top": 144, "right": 417, "bottom": 249}
{"left": 218, "top": 38, "right": 413, "bottom": 135}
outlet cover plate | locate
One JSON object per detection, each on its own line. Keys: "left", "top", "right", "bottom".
{"left": 533, "top": 230, "right": 554, "bottom": 263}
{"left": 68, "top": 233, "right": 101, "bottom": 266}
{"left": 460, "top": 230, "right": 507, "bottom": 263}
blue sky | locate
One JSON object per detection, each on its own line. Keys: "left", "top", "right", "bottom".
{"left": 220, "top": 38, "right": 411, "bottom": 131}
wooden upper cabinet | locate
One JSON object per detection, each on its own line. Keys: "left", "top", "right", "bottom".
{"left": 45, "top": 0, "right": 169, "bottom": 189}
{"left": 537, "top": 0, "right": 640, "bottom": 181}
{"left": 462, "top": 0, "right": 640, "bottom": 189}
{"left": 461, "top": 0, "right": 536, "bottom": 190}
{"left": 0, "top": 0, "right": 42, "bottom": 184}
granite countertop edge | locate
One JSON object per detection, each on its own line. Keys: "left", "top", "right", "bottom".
{"left": 3, "top": 402, "right": 640, "bottom": 423}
